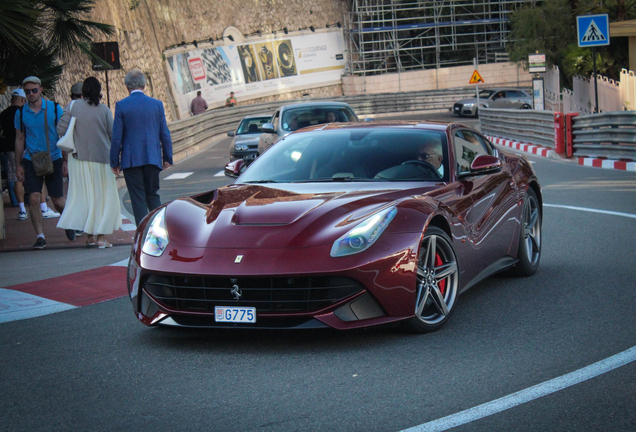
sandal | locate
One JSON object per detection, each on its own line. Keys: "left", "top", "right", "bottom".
{"left": 97, "top": 241, "right": 113, "bottom": 249}
{"left": 85, "top": 236, "right": 96, "bottom": 247}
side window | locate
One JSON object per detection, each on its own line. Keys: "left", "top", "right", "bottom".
{"left": 506, "top": 90, "right": 523, "bottom": 98}
{"left": 453, "top": 130, "right": 490, "bottom": 175}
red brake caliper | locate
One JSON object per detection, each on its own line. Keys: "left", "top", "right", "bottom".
{"left": 435, "top": 253, "right": 446, "bottom": 295}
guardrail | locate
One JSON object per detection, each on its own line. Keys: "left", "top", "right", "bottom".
{"left": 479, "top": 108, "right": 557, "bottom": 149}
{"left": 167, "top": 87, "right": 480, "bottom": 153}
{"left": 569, "top": 111, "right": 636, "bottom": 159}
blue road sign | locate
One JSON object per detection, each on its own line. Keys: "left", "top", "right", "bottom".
{"left": 577, "top": 14, "right": 610, "bottom": 47}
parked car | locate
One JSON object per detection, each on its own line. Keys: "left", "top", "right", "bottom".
{"left": 257, "top": 101, "right": 359, "bottom": 156}
{"left": 127, "top": 121, "right": 542, "bottom": 333}
{"left": 453, "top": 88, "right": 532, "bottom": 117}
{"left": 228, "top": 115, "right": 272, "bottom": 162}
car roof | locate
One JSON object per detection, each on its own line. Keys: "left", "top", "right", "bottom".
{"left": 241, "top": 114, "right": 272, "bottom": 120}
{"left": 293, "top": 120, "right": 472, "bottom": 132}
{"left": 280, "top": 101, "right": 354, "bottom": 110}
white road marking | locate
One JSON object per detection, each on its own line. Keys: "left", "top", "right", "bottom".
{"left": 214, "top": 170, "right": 226, "bottom": 177}
{"left": 120, "top": 223, "right": 137, "bottom": 231}
{"left": 0, "top": 289, "right": 76, "bottom": 324}
{"left": 544, "top": 203, "right": 636, "bottom": 219}
{"left": 401, "top": 346, "right": 636, "bottom": 432}
{"left": 164, "top": 172, "right": 194, "bottom": 180}
{"left": 110, "top": 259, "right": 130, "bottom": 267}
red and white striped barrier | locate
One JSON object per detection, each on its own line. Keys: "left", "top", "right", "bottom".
{"left": 485, "top": 135, "right": 553, "bottom": 158}
{"left": 578, "top": 158, "right": 636, "bottom": 171}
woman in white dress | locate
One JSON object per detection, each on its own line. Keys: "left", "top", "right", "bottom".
{"left": 57, "top": 77, "right": 121, "bottom": 248}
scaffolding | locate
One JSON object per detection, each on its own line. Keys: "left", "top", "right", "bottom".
{"left": 345, "top": 0, "right": 536, "bottom": 76}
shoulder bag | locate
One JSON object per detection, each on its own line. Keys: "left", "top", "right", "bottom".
{"left": 28, "top": 100, "right": 54, "bottom": 177}
{"left": 56, "top": 100, "right": 76, "bottom": 153}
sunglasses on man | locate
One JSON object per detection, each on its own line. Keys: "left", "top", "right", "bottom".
{"left": 24, "top": 88, "right": 40, "bottom": 95}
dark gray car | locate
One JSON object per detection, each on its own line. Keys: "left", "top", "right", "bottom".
{"left": 257, "top": 101, "right": 359, "bottom": 156}
{"left": 228, "top": 115, "right": 272, "bottom": 162}
{"left": 453, "top": 88, "right": 532, "bottom": 117}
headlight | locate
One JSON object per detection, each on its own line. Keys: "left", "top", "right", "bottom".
{"left": 235, "top": 143, "right": 249, "bottom": 151}
{"left": 142, "top": 208, "right": 169, "bottom": 256}
{"left": 331, "top": 206, "right": 397, "bottom": 257}
{"left": 463, "top": 103, "right": 474, "bottom": 107}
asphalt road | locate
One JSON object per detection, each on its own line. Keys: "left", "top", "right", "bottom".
{"left": 2, "top": 112, "right": 635, "bottom": 431}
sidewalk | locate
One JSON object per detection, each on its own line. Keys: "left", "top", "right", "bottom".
{"left": 0, "top": 193, "right": 136, "bottom": 252}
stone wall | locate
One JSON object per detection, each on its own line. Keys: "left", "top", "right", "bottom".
{"left": 342, "top": 63, "right": 533, "bottom": 95}
{"left": 49, "top": 0, "right": 349, "bottom": 122}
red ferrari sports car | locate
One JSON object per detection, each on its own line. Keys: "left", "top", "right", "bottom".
{"left": 127, "top": 121, "right": 542, "bottom": 333}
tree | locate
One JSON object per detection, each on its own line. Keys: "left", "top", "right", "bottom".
{"left": 0, "top": 0, "right": 114, "bottom": 94}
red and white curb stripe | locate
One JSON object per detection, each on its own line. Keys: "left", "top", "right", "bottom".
{"left": 0, "top": 258, "right": 129, "bottom": 324}
{"left": 578, "top": 158, "right": 636, "bottom": 171}
{"left": 485, "top": 135, "right": 553, "bottom": 158}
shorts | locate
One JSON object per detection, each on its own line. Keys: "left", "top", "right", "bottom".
{"left": 23, "top": 157, "right": 64, "bottom": 198}
{"left": 0, "top": 152, "right": 17, "bottom": 182}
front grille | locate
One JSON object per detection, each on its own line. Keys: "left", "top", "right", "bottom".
{"left": 142, "top": 274, "right": 364, "bottom": 314}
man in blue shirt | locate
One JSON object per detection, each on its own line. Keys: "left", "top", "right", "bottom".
{"left": 14, "top": 76, "right": 75, "bottom": 249}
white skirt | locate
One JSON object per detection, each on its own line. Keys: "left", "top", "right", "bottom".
{"left": 57, "top": 155, "right": 121, "bottom": 235}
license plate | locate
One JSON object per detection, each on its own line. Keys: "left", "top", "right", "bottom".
{"left": 215, "top": 306, "right": 256, "bottom": 323}
{"left": 454, "top": 106, "right": 459, "bottom": 110}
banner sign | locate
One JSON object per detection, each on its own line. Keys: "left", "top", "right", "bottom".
{"left": 165, "top": 30, "right": 347, "bottom": 118}
{"left": 528, "top": 53, "right": 546, "bottom": 73}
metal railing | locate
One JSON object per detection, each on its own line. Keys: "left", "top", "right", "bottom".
{"left": 571, "top": 111, "right": 636, "bottom": 159}
{"left": 479, "top": 108, "right": 556, "bottom": 149}
{"left": 168, "top": 88, "right": 479, "bottom": 153}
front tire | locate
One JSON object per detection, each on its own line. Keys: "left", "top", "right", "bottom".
{"left": 400, "top": 227, "right": 459, "bottom": 333}
{"left": 511, "top": 188, "right": 542, "bottom": 276}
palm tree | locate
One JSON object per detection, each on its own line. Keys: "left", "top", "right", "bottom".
{"left": 0, "top": 0, "right": 114, "bottom": 93}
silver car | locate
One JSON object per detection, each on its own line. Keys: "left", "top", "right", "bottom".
{"left": 257, "top": 101, "right": 359, "bottom": 156}
{"left": 453, "top": 88, "right": 532, "bottom": 117}
{"left": 228, "top": 115, "right": 272, "bottom": 162}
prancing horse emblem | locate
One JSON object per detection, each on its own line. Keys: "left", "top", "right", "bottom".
{"left": 230, "top": 278, "right": 242, "bottom": 301}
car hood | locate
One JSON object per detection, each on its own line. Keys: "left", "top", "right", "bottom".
{"left": 456, "top": 97, "right": 487, "bottom": 105}
{"left": 163, "top": 183, "right": 440, "bottom": 249}
{"left": 233, "top": 135, "right": 261, "bottom": 145}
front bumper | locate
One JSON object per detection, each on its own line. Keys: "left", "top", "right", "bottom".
{"left": 128, "top": 232, "right": 422, "bottom": 330}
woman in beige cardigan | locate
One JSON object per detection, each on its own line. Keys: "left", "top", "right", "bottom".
{"left": 57, "top": 77, "right": 121, "bottom": 248}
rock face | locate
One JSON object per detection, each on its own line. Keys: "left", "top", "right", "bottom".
{"left": 49, "top": 0, "right": 349, "bottom": 121}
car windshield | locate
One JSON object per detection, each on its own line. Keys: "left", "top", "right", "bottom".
{"left": 281, "top": 107, "right": 358, "bottom": 132}
{"left": 237, "top": 117, "right": 271, "bottom": 134}
{"left": 239, "top": 128, "right": 449, "bottom": 183}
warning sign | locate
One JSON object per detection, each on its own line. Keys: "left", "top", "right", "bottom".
{"left": 469, "top": 70, "right": 484, "bottom": 84}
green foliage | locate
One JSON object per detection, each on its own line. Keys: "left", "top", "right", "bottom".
{"left": 508, "top": 0, "right": 634, "bottom": 88}
{"left": 507, "top": 0, "right": 575, "bottom": 69}
{"left": 0, "top": 0, "right": 114, "bottom": 93}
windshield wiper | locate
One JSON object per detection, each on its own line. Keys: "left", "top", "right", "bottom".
{"left": 243, "top": 180, "right": 278, "bottom": 184}
{"left": 293, "top": 177, "right": 375, "bottom": 183}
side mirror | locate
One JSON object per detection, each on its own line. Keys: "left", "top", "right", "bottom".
{"left": 227, "top": 131, "right": 235, "bottom": 137}
{"left": 261, "top": 123, "right": 275, "bottom": 134}
{"left": 468, "top": 155, "right": 502, "bottom": 176}
{"left": 224, "top": 159, "right": 246, "bottom": 178}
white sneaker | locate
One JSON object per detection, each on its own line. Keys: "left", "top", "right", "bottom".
{"left": 42, "top": 207, "right": 60, "bottom": 218}
{"left": 18, "top": 211, "right": 28, "bottom": 221}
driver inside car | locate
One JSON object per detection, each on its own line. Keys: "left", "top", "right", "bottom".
{"left": 417, "top": 141, "right": 444, "bottom": 177}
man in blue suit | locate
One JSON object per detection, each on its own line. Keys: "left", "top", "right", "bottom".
{"left": 111, "top": 68, "right": 173, "bottom": 226}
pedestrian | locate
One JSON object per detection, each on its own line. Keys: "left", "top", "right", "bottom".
{"left": 14, "top": 76, "right": 75, "bottom": 249}
{"left": 70, "top": 82, "right": 83, "bottom": 101}
{"left": 57, "top": 77, "right": 121, "bottom": 248}
{"left": 190, "top": 90, "right": 208, "bottom": 115}
{"left": 225, "top": 91, "right": 238, "bottom": 107}
{"left": 0, "top": 89, "right": 26, "bottom": 210}
{"left": 110, "top": 68, "right": 173, "bottom": 226}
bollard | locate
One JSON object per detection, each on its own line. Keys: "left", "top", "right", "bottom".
{"left": 553, "top": 112, "right": 565, "bottom": 155}
{"left": 565, "top": 113, "right": 579, "bottom": 158}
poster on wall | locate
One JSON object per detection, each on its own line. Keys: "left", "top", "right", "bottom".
{"left": 165, "top": 30, "right": 346, "bottom": 118}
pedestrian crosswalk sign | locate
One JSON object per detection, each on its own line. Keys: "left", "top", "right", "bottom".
{"left": 469, "top": 70, "right": 484, "bottom": 84}
{"left": 577, "top": 14, "right": 610, "bottom": 47}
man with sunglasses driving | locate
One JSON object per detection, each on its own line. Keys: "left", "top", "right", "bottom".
{"left": 14, "top": 76, "right": 74, "bottom": 249}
